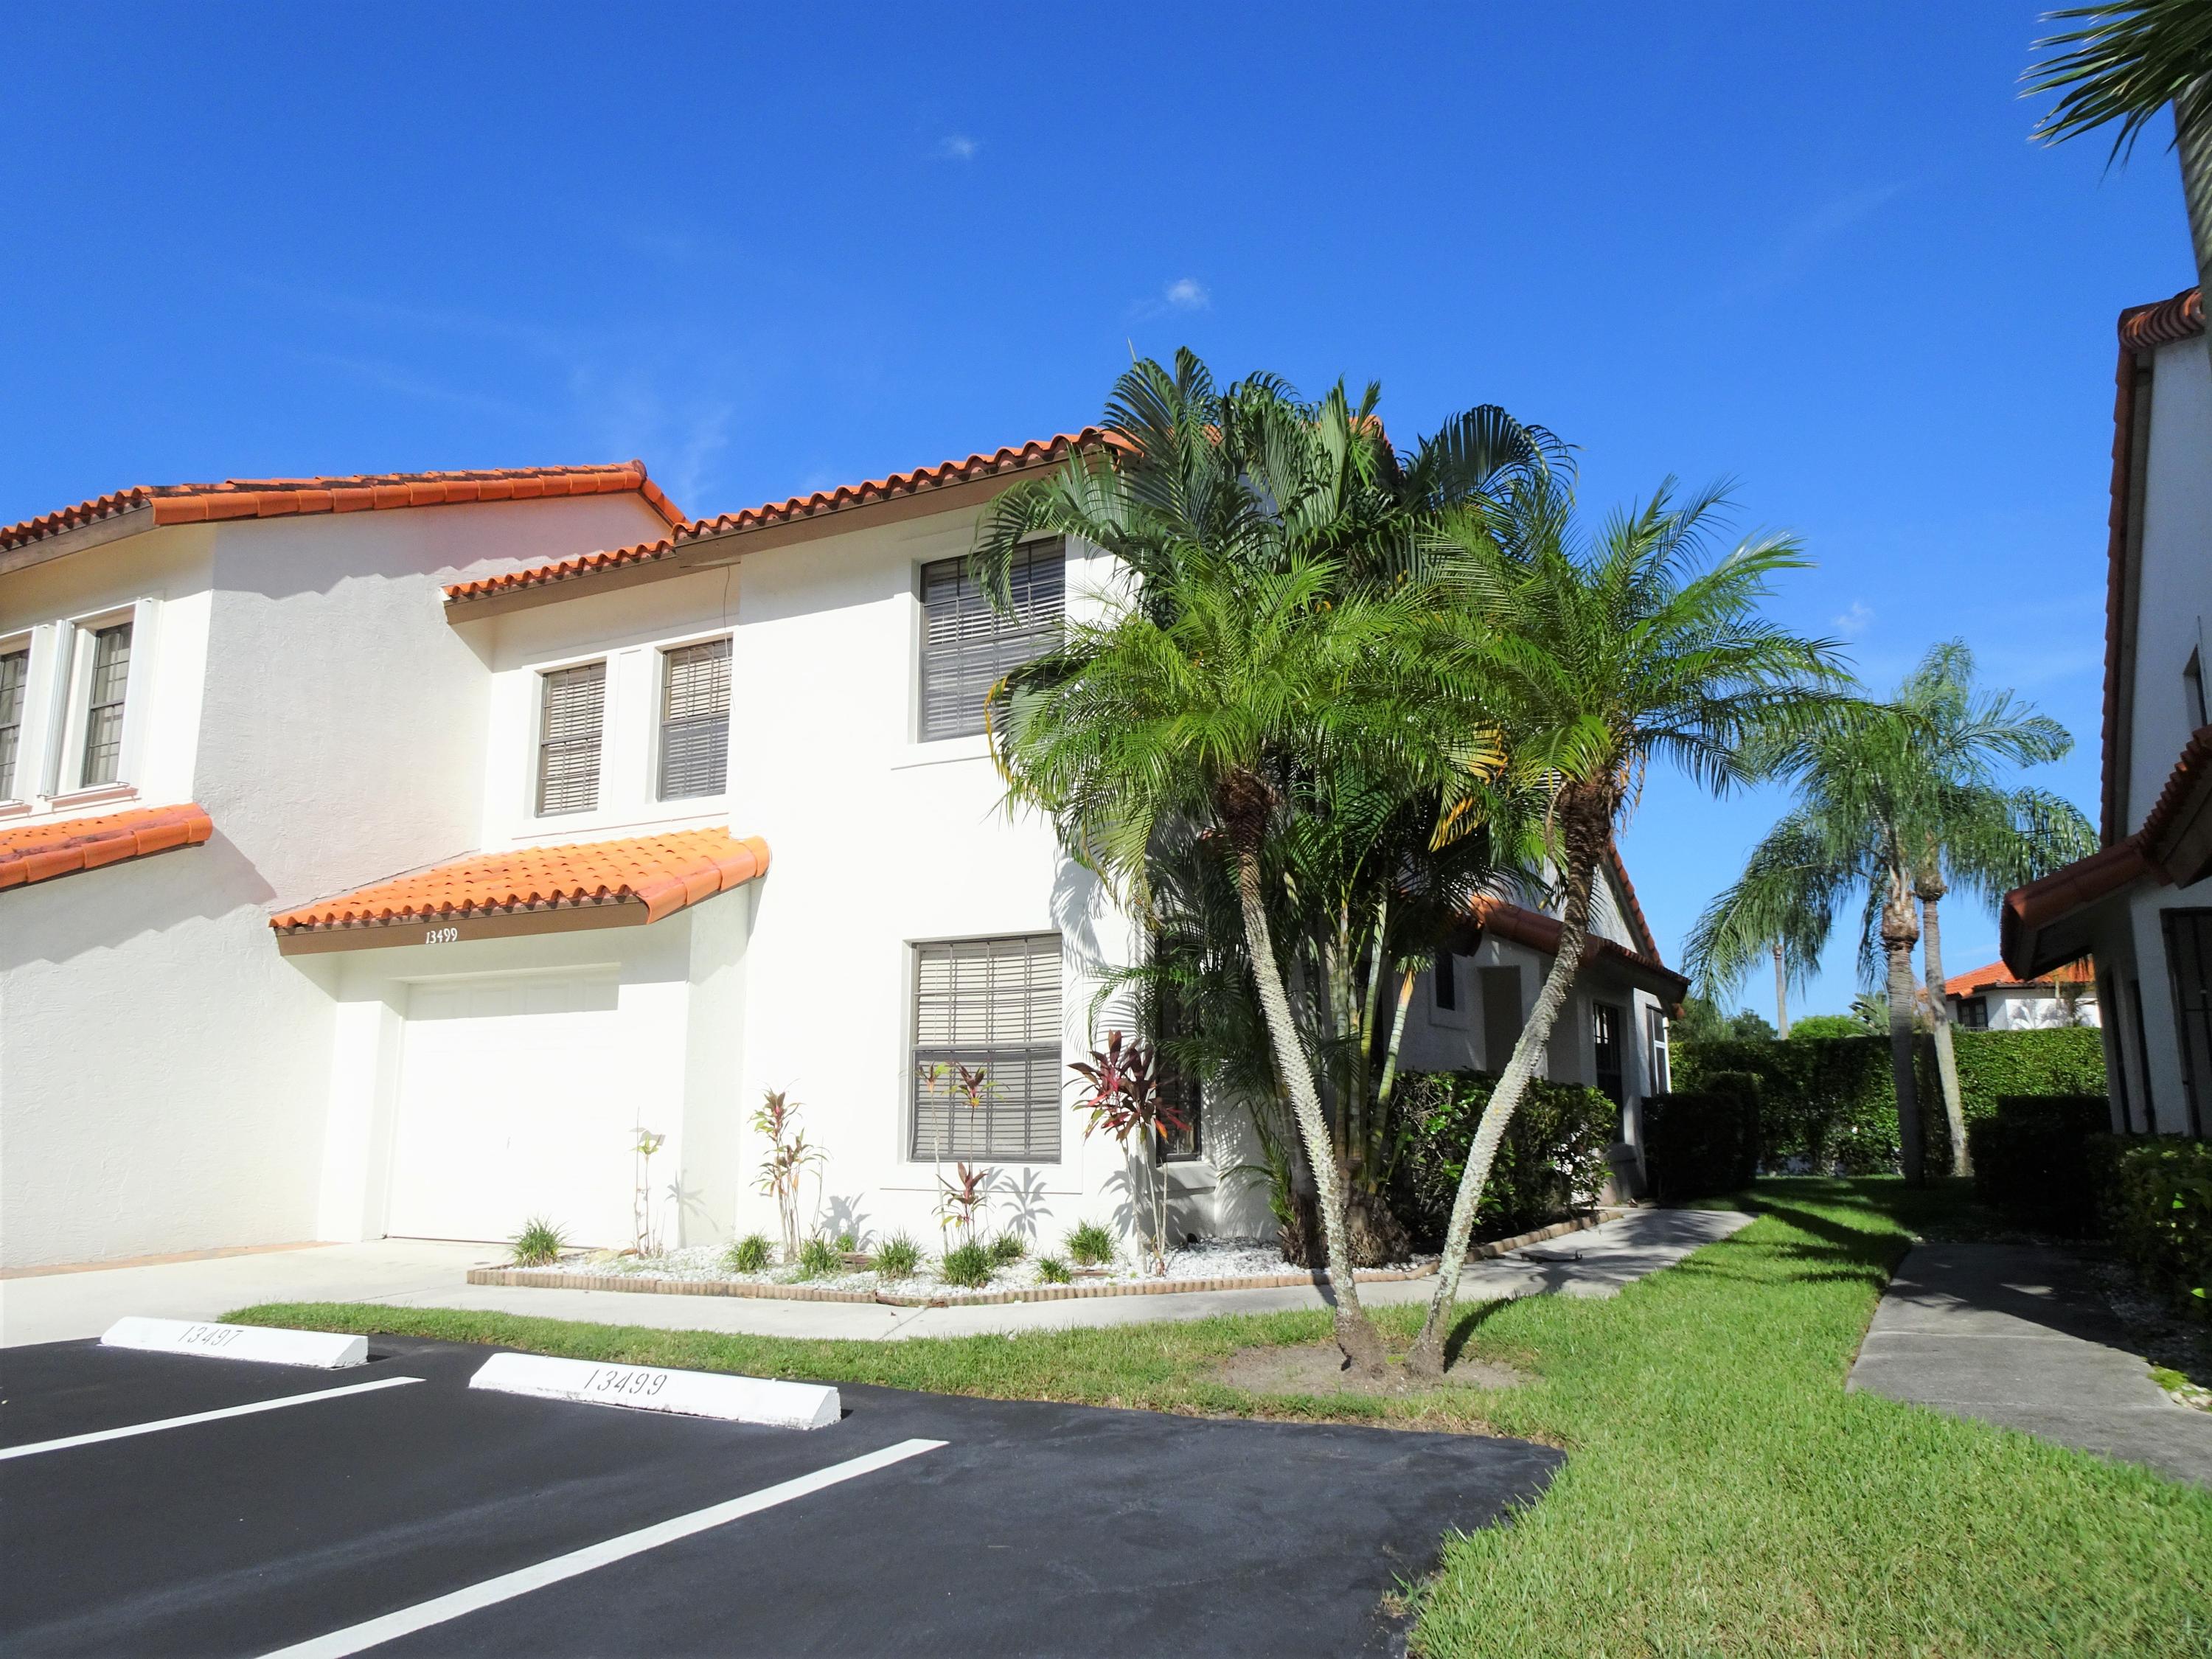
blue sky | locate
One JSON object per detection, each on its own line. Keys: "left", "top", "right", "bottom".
{"left": 3, "top": 3, "right": 2193, "bottom": 1017}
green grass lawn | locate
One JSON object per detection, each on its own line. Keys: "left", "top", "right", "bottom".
{"left": 234, "top": 1180, "right": 2212, "bottom": 1658}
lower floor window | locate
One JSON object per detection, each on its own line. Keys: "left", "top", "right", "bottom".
{"left": 912, "top": 933, "right": 1062, "bottom": 1161}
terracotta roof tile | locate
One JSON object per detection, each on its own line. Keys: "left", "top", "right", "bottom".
{"left": 445, "top": 429, "right": 1125, "bottom": 605}
{"left": 0, "top": 804, "right": 214, "bottom": 891}
{"left": 1, "top": 463, "right": 684, "bottom": 557}
{"left": 1470, "top": 892, "right": 1691, "bottom": 1000}
{"left": 269, "top": 827, "right": 769, "bottom": 937}
{"left": 1943, "top": 958, "right": 2093, "bottom": 998}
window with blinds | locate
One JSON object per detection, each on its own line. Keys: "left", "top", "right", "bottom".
{"left": 911, "top": 933, "right": 1062, "bottom": 1161}
{"left": 80, "top": 622, "right": 131, "bottom": 787}
{"left": 0, "top": 647, "right": 28, "bottom": 799}
{"left": 659, "top": 638, "right": 731, "bottom": 799}
{"left": 536, "top": 661, "right": 605, "bottom": 815}
{"left": 917, "top": 540, "right": 1065, "bottom": 741}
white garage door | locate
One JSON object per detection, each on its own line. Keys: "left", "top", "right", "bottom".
{"left": 386, "top": 973, "right": 638, "bottom": 1248}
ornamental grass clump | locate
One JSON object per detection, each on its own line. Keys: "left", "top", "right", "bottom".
{"left": 723, "top": 1233, "right": 773, "bottom": 1274}
{"left": 874, "top": 1232, "right": 922, "bottom": 1279}
{"left": 796, "top": 1236, "right": 843, "bottom": 1279}
{"left": 1065, "top": 1220, "right": 1116, "bottom": 1267}
{"left": 510, "top": 1216, "right": 566, "bottom": 1267}
{"left": 988, "top": 1232, "right": 1028, "bottom": 1264}
{"left": 939, "top": 1240, "right": 995, "bottom": 1288}
{"left": 1036, "top": 1256, "right": 1073, "bottom": 1284}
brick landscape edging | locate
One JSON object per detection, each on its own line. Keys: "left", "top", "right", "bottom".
{"left": 463, "top": 1210, "right": 1610, "bottom": 1307}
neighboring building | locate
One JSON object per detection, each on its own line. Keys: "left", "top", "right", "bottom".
{"left": 2002, "top": 287, "right": 2209, "bottom": 1139}
{"left": 1, "top": 440, "right": 1685, "bottom": 1270}
{"left": 1942, "top": 959, "right": 2099, "bottom": 1031}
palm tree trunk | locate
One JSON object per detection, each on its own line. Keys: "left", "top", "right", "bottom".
{"left": 1773, "top": 941, "right": 1790, "bottom": 1039}
{"left": 2179, "top": 85, "right": 2212, "bottom": 377}
{"left": 1918, "top": 889, "right": 1970, "bottom": 1178}
{"left": 1232, "top": 842, "right": 1386, "bottom": 1374}
{"left": 1373, "top": 964, "right": 1419, "bottom": 1124}
{"left": 1406, "top": 825, "right": 1600, "bottom": 1379}
{"left": 1881, "top": 877, "right": 1926, "bottom": 1186}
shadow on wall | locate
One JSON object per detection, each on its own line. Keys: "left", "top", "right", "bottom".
{"left": 1, "top": 830, "right": 276, "bottom": 972}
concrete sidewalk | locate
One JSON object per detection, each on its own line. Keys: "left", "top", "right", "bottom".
{"left": 1848, "top": 1242, "right": 2212, "bottom": 1489}
{"left": 1, "top": 1208, "right": 1750, "bottom": 1349}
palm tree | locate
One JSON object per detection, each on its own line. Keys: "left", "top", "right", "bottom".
{"left": 2027, "top": 1, "right": 2212, "bottom": 370}
{"left": 989, "top": 541, "right": 1498, "bottom": 1375}
{"left": 1683, "top": 821, "right": 1834, "bottom": 1037}
{"left": 1711, "top": 645, "right": 2098, "bottom": 1182}
{"left": 1402, "top": 479, "right": 1845, "bottom": 1378}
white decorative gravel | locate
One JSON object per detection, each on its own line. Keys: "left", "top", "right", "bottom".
{"left": 512, "top": 1235, "right": 1433, "bottom": 1301}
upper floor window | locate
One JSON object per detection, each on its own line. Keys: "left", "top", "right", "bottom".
{"left": 0, "top": 647, "right": 27, "bottom": 799}
{"left": 1432, "top": 949, "right": 1458, "bottom": 1012}
{"left": 658, "top": 638, "right": 731, "bottom": 800}
{"left": 918, "top": 540, "right": 1064, "bottom": 742}
{"left": 79, "top": 622, "right": 132, "bottom": 788}
{"left": 536, "top": 661, "right": 605, "bottom": 815}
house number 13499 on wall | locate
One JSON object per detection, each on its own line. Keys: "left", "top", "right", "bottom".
{"left": 424, "top": 926, "right": 459, "bottom": 945}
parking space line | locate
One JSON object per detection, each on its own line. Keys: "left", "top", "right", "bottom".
{"left": 0, "top": 1377, "right": 423, "bottom": 1462}
{"left": 258, "top": 1436, "right": 948, "bottom": 1659}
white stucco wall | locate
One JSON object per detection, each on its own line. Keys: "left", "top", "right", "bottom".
{"left": 2123, "top": 331, "right": 2211, "bottom": 835}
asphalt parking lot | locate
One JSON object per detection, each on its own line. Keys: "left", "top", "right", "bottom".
{"left": 0, "top": 1333, "right": 1559, "bottom": 1657}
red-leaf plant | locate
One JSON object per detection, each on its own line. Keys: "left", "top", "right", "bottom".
{"left": 935, "top": 1160, "right": 994, "bottom": 1248}
{"left": 752, "top": 1091, "right": 824, "bottom": 1265}
{"left": 1070, "top": 1032, "right": 1189, "bottom": 1274}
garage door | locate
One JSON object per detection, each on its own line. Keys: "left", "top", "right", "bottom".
{"left": 385, "top": 973, "right": 638, "bottom": 1248}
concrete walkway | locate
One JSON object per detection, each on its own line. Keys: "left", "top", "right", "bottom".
{"left": 1, "top": 1208, "right": 1750, "bottom": 1349}
{"left": 1849, "top": 1242, "right": 2212, "bottom": 1489}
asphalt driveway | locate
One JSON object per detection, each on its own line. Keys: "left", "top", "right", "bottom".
{"left": 0, "top": 1334, "right": 1560, "bottom": 1657}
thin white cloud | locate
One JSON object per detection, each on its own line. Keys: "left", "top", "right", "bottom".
{"left": 1164, "top": 277, "right": 1209, "bottom": 310}
{"left": 1833, "top": 600, "right": 1874, "bottom": 639}
{"left": 296, "top": 352, "right": 540, "bottom": 423}
{"left": 938, "top": 134, "right": 979, "bottom": 161}
{"left": 1732, "top": 181, "right": 1907, "bottom": 296}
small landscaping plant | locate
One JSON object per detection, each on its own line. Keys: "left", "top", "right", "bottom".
{"left": 874, "top": 1232, "right": 922, "bottom": 1279}
{"left": 834, "top": 1231, "right": 859, "bottom": 1253}
{"left": 796, "top": 1235, "right": 843, "bottom": 1279}
{"left": 1036, "top": 1256, "right": 1073, "bottom": 1284}
{"left": 510, "top": 1216, "right": 567, "bottom": 1267}
{"left": 1070, "top": 1031, "right": 1187, "bottom": 1273}
{"left": 752, "top": 1090, "right": 826, "bottom": 1264}
{"left": 936, "top": 1161, "right": 992, "bottom": 1245}
{"left": 1065, "top": 1220, "right": 1116, "bottom": 1267}
{"left": 988, "top": 1232, "right": 1028, "bottom": 1264}
{"left": 939, "top": 1239, "right": 996, "bottom": 1288}
{"left": 723, "top": 1232, "right": 774, "bottom": 1274}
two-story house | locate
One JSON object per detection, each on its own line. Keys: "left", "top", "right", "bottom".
{"left": 2002, "top": 287, "right": 2209, "bottom": 1139}
{"left": 1, "top": 439, "right": 1684, "bottom": 1270}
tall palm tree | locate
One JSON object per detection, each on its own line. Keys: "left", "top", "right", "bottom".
{"left": 990, "top": 549, "right": 1497, "bottom": 1374}
{"left": 1714, "top": 646, "right": 2097, "bottom": 1182}
{"left": 2028, "top": 1, "right": 2212, "bottom": 369}
{"left": 1683, "top": 821, "right": 1833, "bottom": 1037}
{"left": 1403, "top": 480, "right": 1845, "bottom": 1379}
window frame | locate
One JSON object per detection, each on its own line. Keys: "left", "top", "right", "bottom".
{"left": 908, "top": 931, "right": 1065, "bottom": 1165}
{"left": 0, "top": 639, "right": 29, "bottom": 803}
{"left": 49, "top": 602, "right": 150, "bottom": 801}
{"left": 534, "top": 658, "right": 609, "bottom": 818}
{"left": 654, "top": 633, "right": 732, "bottom": 802}
{"left": 1593, "top": 1000, "right": 1626, "bottom": 1107}
{"left": 1644, "top": 1004, "right": 1670, "bottom": 1096}
{"left": 914, "top": 538, "right": 1066, "bottom": 744}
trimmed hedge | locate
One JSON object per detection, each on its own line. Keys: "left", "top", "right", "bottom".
{"left": 1391, "top": 1071, "right": 1617, "bottom": 1250}
{"left": 1644, "top": 1071, "right": 1761, "bottom": 1201}
{"left": 1966, "top": 1095, "right": 2111, "bottom": 1232}
{"left": 2090, "top": 1136, "right": 2212, "bottom": 1322}
{"left": 1674, "top": 1027, "right": 2108, "bottom": 1175}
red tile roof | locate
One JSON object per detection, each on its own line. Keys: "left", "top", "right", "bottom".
{"left": 0, "top": 804, "right": 214, "bottom": 890}
{"left": 1, "top": 463, "right": 684, "bottom": 557}
{"left": 1470, "top": 892, "right": 1691, "bottom": 1000}
{"left": 2099, "top": 288, "right": 2204, "bottom": 841}
{"left": 1944, "top": 958, "right": 2093, "bottom": 998}
{"left": 445, "top": 429, "right": 1124, "bottom": 606}
{"left": 270, "top": 828, "right": 769, "bottom": 939}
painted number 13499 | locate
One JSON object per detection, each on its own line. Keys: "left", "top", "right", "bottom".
{"left": 582, "top": 1367, "right": 669, "bottom": 1397}
{"left": 424, "top": 926, "right": 459, "bottom": 945}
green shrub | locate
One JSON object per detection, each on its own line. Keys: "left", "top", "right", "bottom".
{"left": 1036, "top": 1256, "right": 1073, "bottom": 1284}
{"left": 723, "top": 1232, "right": 773, "bottom": 1273}
{"left": 1966, "top": 1095, "right": 2111, "bottom": 1232}
{"left": 1389, "top": 1071, "right": 1617, "bottom": 1250}
{"left": 834, "top": 1231, "right": 859, "bottom": 1253}
{"left": 1644, "top": 1073, "right": 1761, "bottom": 1201}
{"left": 1065, "top": 1221, "right": 1116, "bottom": 1267}
{"left": 2091, "top": 1136, "right": 2212, "bottom": 1321}
{"left": 873, "top": 1232, "right": 921, "bottom": 1279}
{"left": 939, "top": 1240, "right": 995, "bottom": 1288}
{"left": 795, "top": 1235, "right": 843, "bottom": 1278}
{"left": 987, "top": 1232, "right": 1028, "bottom": 1264}
{"left": 510, "top": 1216, "right": 567, "bottom": 1267}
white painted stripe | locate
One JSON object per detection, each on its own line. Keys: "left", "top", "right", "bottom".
{"left": 0, "top": 1377, "right": 423, "bottom": 1462}
{"left": 259, "top": 1437, "right": 947, "bottom": 1659}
